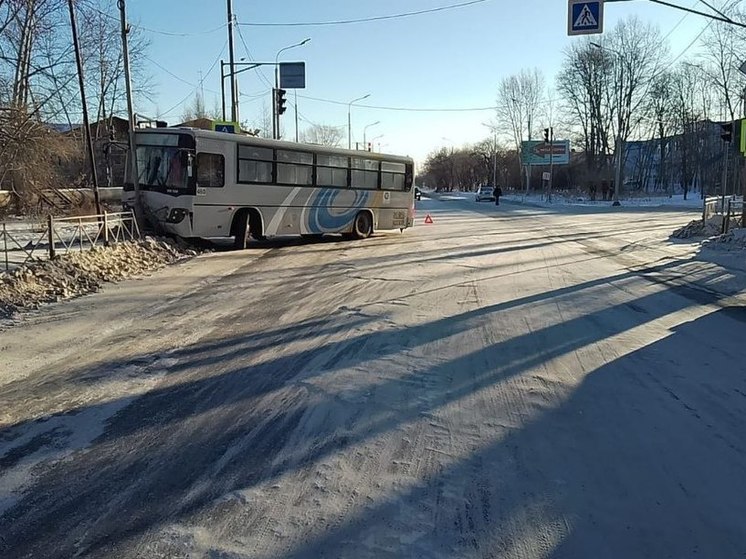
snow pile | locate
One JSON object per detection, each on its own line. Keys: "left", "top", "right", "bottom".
{"left": 0, "top": 238, "right": 196, "bottom": 318}
{"left": 703, "top": 227, "right": 746, "bottom": 250}
{"left": 672, "top": 217, "right": 724, "bottom": 239}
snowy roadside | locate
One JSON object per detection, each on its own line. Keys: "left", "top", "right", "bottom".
{"left": 424, "top": 189, "right": 704, "bottom": 210}
{"left": 502, "top": 192, "right": 704, "bottom": 210}
{"left": 0, "top": 238, "right": 198, "bottom": 320}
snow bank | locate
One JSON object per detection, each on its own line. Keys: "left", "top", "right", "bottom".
{"left": 703, "top": 227, "right": 746, "bottom": 250}
{"left": 672, "top": 217, "right": 724, "bottom": 239}
{"left": 0, "top": 238, "right": 197, "bottom": 318}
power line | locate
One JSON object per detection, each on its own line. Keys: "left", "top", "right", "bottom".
{"left": 236, "top": 0, "right": 491, "bottom": 27}
{"left": 145, "top": 56, "right": 220, "bottom": 95}
{"left": 160, "top": 42, "right": 227, "bottom": 118}
{"left": 235, "top": 20, "right": 275, "bottom": 90}
{"left": 296, "top": 94, "right": 498, "bottom": 112}
{"left": 79, "top": 0, "right": 227, "bottom": 37}
{"left": 240, "top": 89, "right": 272, "bottom": 100}
{"left": 670, "top": 20, "right": 712, "bottom": 64}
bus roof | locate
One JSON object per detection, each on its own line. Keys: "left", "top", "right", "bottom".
{"left": 135, "top": 127, "right": 413, "bottom": 164}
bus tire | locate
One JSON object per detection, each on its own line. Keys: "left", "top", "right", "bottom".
{"left": 352, "top": 211, "right": 373, "bottom": 239}
{"left": 233, "top": 211, "right": 252, "bottom": 250}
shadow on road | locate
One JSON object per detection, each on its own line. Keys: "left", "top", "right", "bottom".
{"left": 2, "top": 243, "right": 745, "bottom": 557}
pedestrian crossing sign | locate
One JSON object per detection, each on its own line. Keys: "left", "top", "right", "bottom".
{"left": 568, "top": 0, "right": 603, "bottom": 36}
{"left": 212, "top": 120, "right": 239, "bottom": 134}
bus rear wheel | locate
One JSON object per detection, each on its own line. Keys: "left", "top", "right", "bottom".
{"left": 352, "top": 211, "right": 373, "bottom": 239}
{"left": 234, "top": 212, "right": 252, "bottom": 250}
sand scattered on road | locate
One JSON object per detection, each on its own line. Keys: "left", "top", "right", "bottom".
{"left": 0, "top": 238, "right": 196, "bottom": 318}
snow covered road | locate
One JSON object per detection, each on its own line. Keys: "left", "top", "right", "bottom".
{"left": 1, "top": 198, "right": 746, "bottom": 558}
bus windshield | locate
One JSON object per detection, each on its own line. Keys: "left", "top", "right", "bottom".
{"left": 137, "top": 145, "right": 188, "bottom": 189}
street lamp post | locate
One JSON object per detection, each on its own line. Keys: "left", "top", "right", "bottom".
{"left": 370, "top": 134, "right": 384, "bottom": 152}
{"left": 348, "top": 94, "right": 370, "bottom": 149}
{"left": 591, "top": 42, "right": 623, "bottom": 206}
{"left": 363, "top": 121, "right": 380, "bottom": 150}
{"left": 274, "top": 38, "right": 310, "bottom": 140}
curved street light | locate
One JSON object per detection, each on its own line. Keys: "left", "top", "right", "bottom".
{"left": 363, "top": 120, "right": 380, "bottom": 149}
{"left": 348, "top": 94, "right": 370, "bottom": 149}
{"left": 370, "top": 134, "right": 384, "bottom": 152}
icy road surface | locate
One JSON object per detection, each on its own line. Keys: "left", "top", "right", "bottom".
{"left": 1, "top": 198, "right": 746, "bottom": 558}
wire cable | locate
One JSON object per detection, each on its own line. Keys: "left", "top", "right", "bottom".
{"left": 235, "top": 20, "right": 275, "bottom": 90}
{"left": 160, "top": 41, "right": 227, "bottom": 118}
{"left": 79, "top": 0, "right": 227, "bottom": 37}
{"left": 296, "top": 94, "right": 497, "bottom": 112}
{"left": 236, "top": 0, "right": 491, "bottom": 27}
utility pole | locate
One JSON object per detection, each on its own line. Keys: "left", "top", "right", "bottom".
{"left": 118, "top": 0, "right": 142, "bottom": 225}
{"left": 226, "top": 0, "right": 238, "bottom": 123}
{"left": 68, "top": 0, "right": 101, "bottom": 216}
{"left": 220, "top": 60, "right": 226, "bottom": 121}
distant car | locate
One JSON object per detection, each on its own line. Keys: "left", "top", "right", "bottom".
{"left": 475, "top": 186, "right": 495, "bottom": 202}
{"left": 414, "top": 187, "right": 422, "bottom": 201}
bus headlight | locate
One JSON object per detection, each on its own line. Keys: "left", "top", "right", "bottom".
{"left": 166, "top": 208, "right": 189, "bottom": 224}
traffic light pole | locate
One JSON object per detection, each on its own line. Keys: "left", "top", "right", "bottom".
{"left": 613, "top": 135, "right": 623, "bottom": 206}
{"left": 548, "top": 127, "right": 554, "bottom": 203}
{"left": 273, "top": 64, "right": 279, "bottom": 139}
{"left": 721, "top": 141, "right": 729, "bottom": 214}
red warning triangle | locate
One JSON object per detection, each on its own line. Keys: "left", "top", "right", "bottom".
{"left": 424, "top": 214, "right": 434, "bottom": 224}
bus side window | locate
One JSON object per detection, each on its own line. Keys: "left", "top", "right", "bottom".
{"left": 197, "top": 153, "right": 225, "bottom": 187}
{"left": 380, "top": 161, "right": 407, "bottom": 191}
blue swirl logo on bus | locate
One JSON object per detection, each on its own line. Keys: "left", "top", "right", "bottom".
{"left": 306, "top": 189, "right": 370, "bottom": 233}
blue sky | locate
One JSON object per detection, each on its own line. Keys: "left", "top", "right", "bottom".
{"left": 128, "top": 0, "right": 711, "bottom": 164}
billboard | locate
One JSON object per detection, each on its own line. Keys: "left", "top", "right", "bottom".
{"left": 521, "top": 140, "right": 571, "bottom": 166}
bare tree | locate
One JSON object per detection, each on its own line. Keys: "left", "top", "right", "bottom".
{"left": 180, "top": 91, "right": 220, "bottom": 122}
{"left": 302, "top": 123, "right": 344, "bottom": 147}
{"left": 699, "top": 8, "right": 746, "bottom": 122}
{"left": 557, "top": 41, "right": 613, "bottom": 187}
{"left": 557, "top": 16, "right": 667, "bottom": 196}
{"left": 247, "top": 101, "right": 272, "bottom": 138}
{"left": 495, "top": 68, "right": 545, "bottom": 150}
{"left": 78, "top": 2, "right": 152, "bottom": 130}
{"left": 0, "top": 0, "right": 152, "bottom": 208}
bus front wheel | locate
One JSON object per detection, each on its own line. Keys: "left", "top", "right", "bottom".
{"left": 352, "top": 211, "right": 373, "bottom": 240}
{"left": 234, "top": 212, "right": 252, "bottom": 250}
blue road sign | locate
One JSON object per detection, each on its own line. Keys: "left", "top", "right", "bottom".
{"left": 212, "top": 120, "right": 239, "bottom": 134}
{"left": 568, "top": 0, "right": 603, "bottom": 36}
{"left": 279, "top": 62, "right": 306, "bottom": 89}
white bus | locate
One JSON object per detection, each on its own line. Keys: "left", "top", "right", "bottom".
{"left": 123, "top": 128, "right": 415, "bottom": 248}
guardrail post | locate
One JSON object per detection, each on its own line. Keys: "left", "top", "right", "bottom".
{"left": 131, "top": 210, "right": 140, "bottom": 239}
{"left": 48, "top": 215, "right": 55, "bottom": 259}
{"left": 103, "top": 211, "right": 109, "bottom": 246}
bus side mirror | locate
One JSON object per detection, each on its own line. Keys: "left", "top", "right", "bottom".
{"left": 187, "top": 153, "right": 194, "bottom": 178}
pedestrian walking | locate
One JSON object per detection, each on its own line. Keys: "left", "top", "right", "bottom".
{"left": 495, "top": 185, "right": 503, "bottom": 206}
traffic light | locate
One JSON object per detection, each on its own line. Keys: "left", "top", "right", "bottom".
{"left": 544, "top": 127, "right": 551, "bottom": 144}
{"left": 276, "top": 88, "right": 287, "bottom": 115}
{"left": 721, "top": 122, "right": 733, "bottom": 142}
{"left": 367, "top": 142, "right": 372, "bottom": 152}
